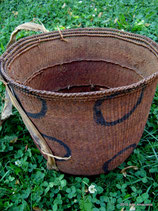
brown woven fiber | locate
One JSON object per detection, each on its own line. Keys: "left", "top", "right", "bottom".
{"left": 1, "top": 27, "right": 158, "bottom": 175}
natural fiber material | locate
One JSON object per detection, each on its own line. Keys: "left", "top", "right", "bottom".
{"left": 1, "top": 27, "right": 158, "bottom": 175}
{"left": 0, "top": 23, "right": 58, "bottom": 170}
{"left": 1, "top": 89, "right": 12, "bottom": 120}
{"left": 7, "top": 22, "right": 49, "bottom": 48}
{"left": 0, "top": 72, "right": 58, "bottom": 170}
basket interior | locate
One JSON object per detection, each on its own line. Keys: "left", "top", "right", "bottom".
{"left": 5, "top": 33, "right": 158, "bottom": 93}
{"left": 23, "top": 60, "right": 143, "bottom": 92}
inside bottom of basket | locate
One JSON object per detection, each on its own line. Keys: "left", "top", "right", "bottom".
{"left": 24, "top": 60, "right": 143, "bottom": 93}
{"left": 56, "top": 84, "right": 110, "bottom": 93}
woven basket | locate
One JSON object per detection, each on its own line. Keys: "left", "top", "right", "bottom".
{"left": 1, "top": 24, "right": 158, "bottom": 175}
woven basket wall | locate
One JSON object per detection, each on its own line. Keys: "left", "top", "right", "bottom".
{"left": 1, "top": 28, "right": 158, "bottom": 175}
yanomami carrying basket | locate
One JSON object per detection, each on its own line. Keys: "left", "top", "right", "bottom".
{"left": 0, "top": 23, "right": 158, "bottom": 175}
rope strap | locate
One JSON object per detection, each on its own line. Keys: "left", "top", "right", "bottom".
{"left": 0, "top": 22, "right": 72, "bottom": 170}
{"left": 0, "top": 79, "right": 56, "bottom": 170}
{"left": 57, "top": 26, "right": 68, "bottom": 42}
{"left": 41, "top": 150, "right": 71, "bottom": 160}
{"left": 0, "top": 74, "right": 72, "bottom": 169}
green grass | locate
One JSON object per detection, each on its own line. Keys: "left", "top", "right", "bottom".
{"left": 0, "top": 0, "right": 158, "bottom": 210}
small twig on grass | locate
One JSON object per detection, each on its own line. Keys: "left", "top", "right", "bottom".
{"left": 121, "top": 166, "right": 138, "bottom": 177}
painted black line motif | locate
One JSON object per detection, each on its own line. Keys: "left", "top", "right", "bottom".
{"left": 42, "top": 133, "right": 71, "bottom": 161}
{"left": 103, "top": 143, "right": 136, "bottom": 173}
{"left": 11, "top": 87, "right": 70, "bottom": 161}
{"left": 26, "top": 97, "right": 47, "bottom": 119}
{"left": 93, "top": 88, "right": 144, "bottom": 126}
{"left": 11, "top": 87, "right": 47, "bottom": 119}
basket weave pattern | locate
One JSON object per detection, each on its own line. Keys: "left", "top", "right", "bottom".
{"left": 1, "top": 28, "right": 158, "bottom": 175}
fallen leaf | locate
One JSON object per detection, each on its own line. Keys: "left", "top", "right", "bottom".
{"left": 15, "top": 180, "right": 20, "bottom": 185}
{"left": 62, "top": 3, "right": 66, "bottom": 8}
{"left": 145, "top": 23, "right": 150, "bottom": 27}
{"left": 10, "top": 137, "right": 18, "bottom": 144}
{"left": 1, "top": 90, "right": 13, "bottom": 121}
{"left": 33, "top": 207, "right": 43, "bottom": 211}
{"left": 25, "top": 145, "right": 28, "bottom": 151}
{"left": 68, "top": 9, "right": 72, "bottom": 16}
{"left": 114, "top": 17, "right": 118, "bottom": 24}
{"left": 98, "top": 12, "right": 103, "bottom": 18}
{"left": 12, "top": 11, "right": 18, "bottom": 16}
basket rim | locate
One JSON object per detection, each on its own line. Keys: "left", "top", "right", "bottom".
{"left": 1, "top": 27, "right": 158, "bottom": 99}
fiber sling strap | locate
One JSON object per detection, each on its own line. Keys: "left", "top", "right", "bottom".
{"left": 0, "top": 74, "right": 57, "bottom": 170}
{"left": 0, "top": 22, "right": 71, "bottom": 170}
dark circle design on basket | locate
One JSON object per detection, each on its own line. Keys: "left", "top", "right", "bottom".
{"left": 26, "top": 97, "right": 47, "bottom": 119}
{"left": 42, "top": 133, "right": 71, "bottom": 161}
{"left": 93, "top": 88, "right": 145, "bottom": 126}
{"left": 103, "top": 143, "right": 136, "bottom": 173}
{"left": 11, "top": 87, "right": 47, "bottom": 119}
